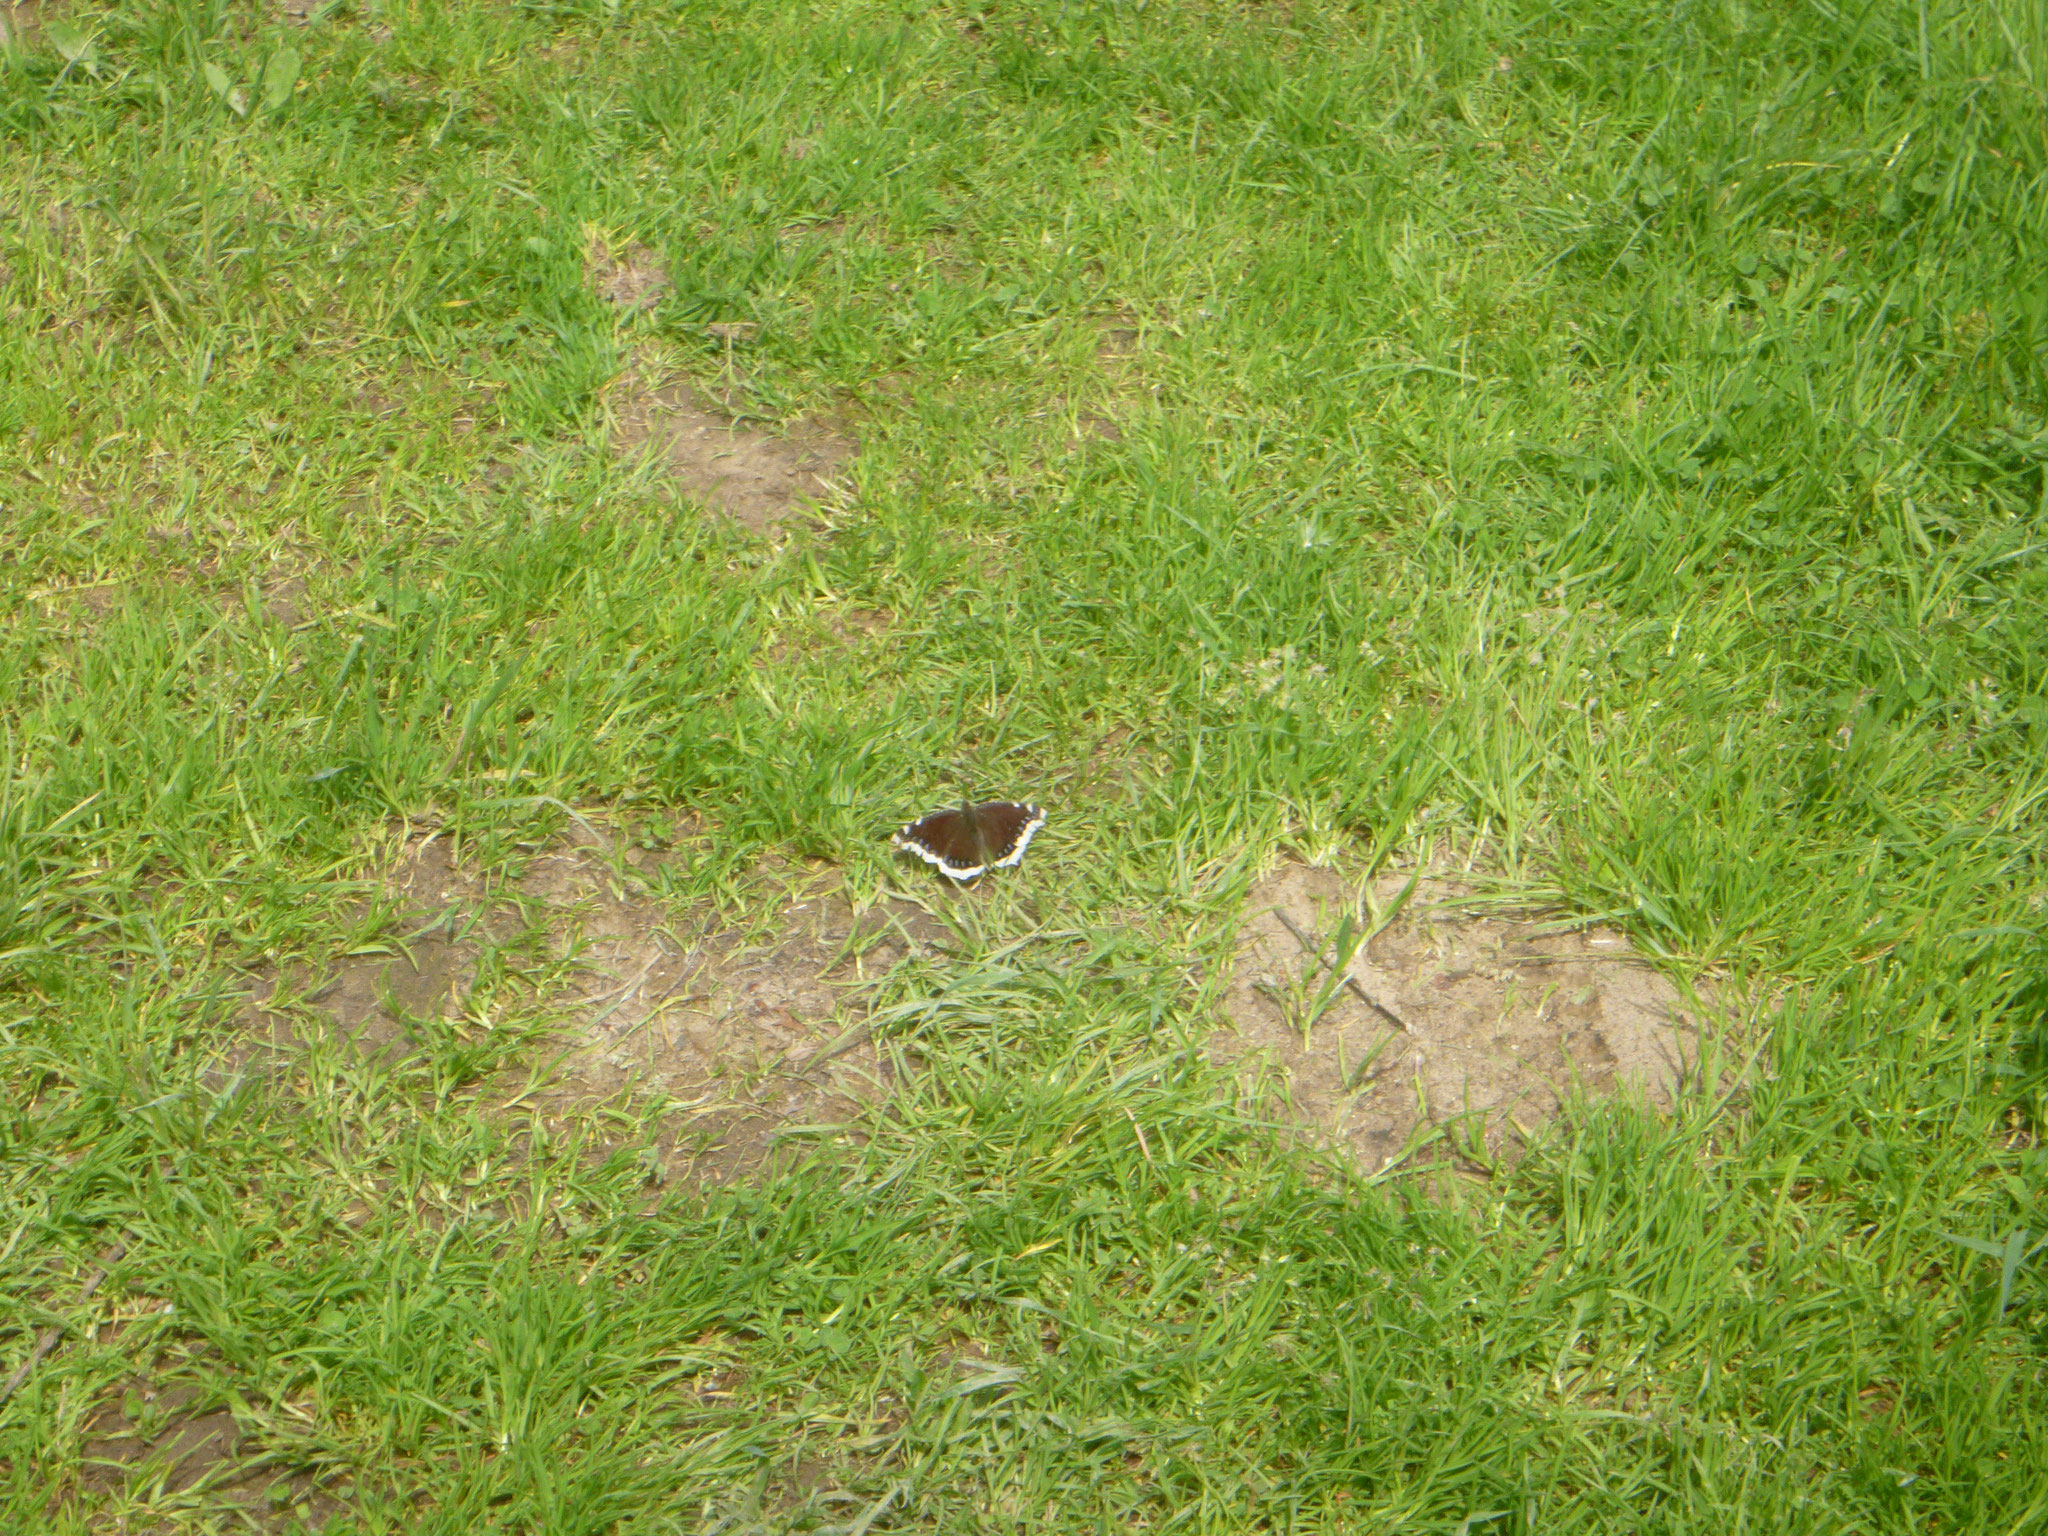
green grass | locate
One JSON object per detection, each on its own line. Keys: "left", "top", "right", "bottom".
{"left": 3, "top": 0, "right": 2047, "bottom": 1529}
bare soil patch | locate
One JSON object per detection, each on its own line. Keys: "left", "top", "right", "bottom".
{"left": 1, "top": 0, "right": 48, "bottom": 49}
{"left": 238, "top": 834, "right": 545, "bottom": 1067}
{"left": 257, "top": 571, "right": 310, "bottom": 628}
{"left": 345, "top": 357, "right": 501, "bottom": 443}
{"left": 1094, "top": 318, "right": 1142, "bottom": 364}
{"left": 68, "top": 1375, "right": 345, "bottom": 1531}
{"left": 1041, "top": 392, "right": 1124, "bottom": 456}
{"left": 1218, "top": 864, "right": 1708, "bottom": 1173}
{"left": 243, "top": 829, "right": 947, "bottom": 1182}
{"left": 584, "top": 233, "right": 669, "bottom": 314}
{"left": 607, "top": 355, "right": 856, "bottom": 538}
{"left": 825, "top": 605, "right": 893, "bottom": 643}
{"left": 21, "top": 576, "right": 130, "bottom": 630}
{"left": 19, "top": 545, "right": 328, "bottom": 643}
{"left": 1063, "top": 410, "right": 1122, "bottom": 454}
{"left": 518, "top": 840, "right": 947, "bottom": 1182}
{"left": 778, "top": 214, "right": 846, "bottom": 242}
{"left": 763, "top": 602, "right": 895, "bottom": 665}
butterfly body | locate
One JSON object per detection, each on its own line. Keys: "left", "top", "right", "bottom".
{"left": 892, "top": 801, "right": 1046, "bottom": 881}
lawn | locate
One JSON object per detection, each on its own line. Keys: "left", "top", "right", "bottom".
{"left": 3, "top": 0, "right": 2046, "bottom": 1531}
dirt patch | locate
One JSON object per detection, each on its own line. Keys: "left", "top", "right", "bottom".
{"left": 22, "top": 576, "right": 128, "bottom": 626}
{"left": 766, "top": 603, "right": 895, "bottom": 663}
{"left": 24, "top": 558, "right": 318, "bottom": 642}
{"left": 860, "top": 372, "right": 914, "bottom": 408}
{"left": 778, "top": 215, "right": 846, "bottom": 242}
{"left": 584, "top": 233, "right": 669, "bottom": 314}
{"left": 69, "top": 1376, "right": 347, "bottom": 1531}
{"left": 257, "top": 572, "right": 310, "bottom": 627}
{"left": 345, "top": 358, "right": 501, "bottom": 442}
{"left": 822, "top": 606, "right": 893, "bottom": 647}
{"left": 1071, "top": 723, "right": 1147, "bottom": 799}
{"left": 244, "top": 828, "right": 948, "bottom": 1182}
{"left": 1063, "top": 408, "right": 1123, "bottom": 454}
{"left": 1, "top": 0, "right": 48, "bottom": 50}
{"left": 607, "top": 355, "right": 856, "bottom": 538}
{"left": 239, "top": 834, "right": 546, "bottom": 1068}
{"left": 352, "top": 381, "right": 402, "bottom": 418}
{"left": 1094, "top": 321, "right": 1141, "bottom": 364}
{"left": 1218, "top": 864, "right": 1708, "bottom": 1173}
{"left": 518, "top": 841, "right": 948, "bottom": 1183}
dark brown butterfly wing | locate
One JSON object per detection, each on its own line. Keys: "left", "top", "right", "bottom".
{"left": 892, "top": 802, "right": 1045, "bottom": 880}
{"left": 968, "top": 802, "right": 1045, "bottom": 869}
{"left": 894, "top": 807, "right": 980, "bottom": 875}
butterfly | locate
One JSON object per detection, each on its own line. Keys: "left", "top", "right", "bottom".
{"left": 891, "top": 800, "right": 1046, "bottom": 881}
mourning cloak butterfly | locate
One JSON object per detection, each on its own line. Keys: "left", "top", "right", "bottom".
{"left": 891, "top": 800, "right": 1046, "bottom": 881}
